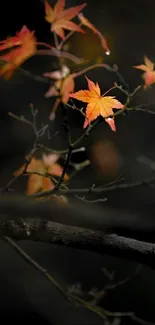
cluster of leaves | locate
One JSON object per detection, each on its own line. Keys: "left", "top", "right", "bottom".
{"left": 0, "top": 0, "right": 154, "bottom": 198}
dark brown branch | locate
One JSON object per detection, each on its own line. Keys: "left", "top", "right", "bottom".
{"left": 50, "top": 146, "right": 73, "bottom": 193}
{"left": 1, "top": 219, "right": 155, "bottom": 271}
{"left": 34, "top": 222, "right": 155, "bottom": 270}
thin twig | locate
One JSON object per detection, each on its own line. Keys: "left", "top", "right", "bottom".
{"left": 39, "top": 144, "right": 85, "bottom": 155}
{"left": 104, "top": 264, "right": 141, "bottom": 293}
{"left": 49, "top": 175, "right": 155, "bottom": 195}
{"left": 0, "top": 145, "right": 40, "bottom": 193}
{"left": 74, "top": 63, "right": 116, "bottom": 78}
{"left": 51, "top": 146, "right": 73, "bottom": 193}
{"left": 104, "top": 309, "right": 155, "bottom": 325}
{"left": 75, "top": 195, "right": 107, "bottom": 204}
{"left": 71, "top": 294, "right": 109, "bottom": 323}
{"left": 91, "top": 264, "right": 141, "bottom": 305}
{"left": 53, "top": 32, "right": 60, "bottom": 51}
{"left": 3, "top": 236, "right": 153, "bottom": 325}
{"left": 3, "top": 236, "right": 68, "bottom": 299}
{"left": 18, "top": 67, "right": 51, "bottom": 83}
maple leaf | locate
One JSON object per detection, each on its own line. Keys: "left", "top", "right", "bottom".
{"left": 44, "top": 64, "right": 74, "bottom": 103}
{"left": 78, "top": 13, "right": 110, "bottom": 55}
{"left": 44, "top": 65, "right": 75, "bottom": 120}
{"left": 44, "top": 0, "right": 87, "bottom": 39}
{"left": 14, "top": 153, "right": 69, "bottom": 195}
{"left": 69, "top": 76, "right": 124, "bottom": 131}
{"left": 134, "top": 56, "right": 155, "bottom": 88}
{"left": 0, "top": 26, "right": 36, "bottom": 79}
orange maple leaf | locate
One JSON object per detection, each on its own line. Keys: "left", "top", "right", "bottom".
{"left": 44, "top": 0, "right": 87, "bottom": 39}
{"left": 69, "top": 76, "right": 124, "bottom": 131}
{"left": 14, "top": 153, "right": 69, "bottom": 195}
{"left": 0, "top": 26, "right": 37, "bottom": 79}
{"left": 78, "top": 13, "right": 110, "bottom": 55}
{"left": 134, "top": 56, "right": 155, "bottom": 88}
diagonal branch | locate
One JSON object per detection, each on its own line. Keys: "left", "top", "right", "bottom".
{"left": 4, "top": 235, "right": 154, "bottom": 325}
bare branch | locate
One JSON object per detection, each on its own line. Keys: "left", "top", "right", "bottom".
{"left": 54, "top": 175, "right": 155, "bottom": 195}
{"left": 3, "top": 236, "right": 67, "bottom": 299}
{"left": 5, "top": 236, "right": 152, "bottom": 325}
{"left": 1, "top": 207, "right": 155, "bottom": 270}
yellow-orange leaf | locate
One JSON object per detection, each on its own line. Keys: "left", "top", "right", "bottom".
{"left": 0, "top": 26, "right": 36, "bottom": 79}
{"left": 78, "top": 13, "right": 110, "bottom": 55}
{"left": 45, "top": 0, "right": 87, "bottom": 39}
{"left": 134, "top": 56, "right": 155, "bottom": 88}
{"left": 69, "top": 76, "right": 124, "bottom": 131}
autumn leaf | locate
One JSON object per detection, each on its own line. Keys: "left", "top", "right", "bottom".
{"left": 0, "top": 26, "right": 36, "bottom": 79}
{"left": 44, "top": 0, "right": 87, "bottom": 39}
{"left": 14, "top": 153, "right": 69, "bottom": 195}
{"left": 69, "top": 76, "right": 124, "bottom": 131}
{"left": 44, "top": 64, "right": 74, "bottom": 103}
{"left": 44, "top": 65, "right": 75, "bottom": 120}
{"left": 134, "top": 56, "right": 155, "bottom": 88}
{"left": 78, "top": 13, "right": 110, "bottom": 55}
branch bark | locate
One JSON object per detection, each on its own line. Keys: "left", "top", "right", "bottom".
{"left": 0, "top": 194, "right": 155, "bottom": 269}
{"left": 0, "top": 218, "right": 155, "bottom": 270}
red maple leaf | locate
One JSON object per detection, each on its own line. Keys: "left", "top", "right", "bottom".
{"left": 134, "top": 56, "right": 155, "bottom": 88}
{"left": 0, "top": 25, "right": 36, "bottom": 79}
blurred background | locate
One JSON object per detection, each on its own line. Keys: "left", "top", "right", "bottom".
{"left": 0, "top": 0, "right": 155, "bottom": 324}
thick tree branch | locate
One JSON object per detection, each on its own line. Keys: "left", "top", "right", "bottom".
{"left": 1, "top": 219, "right": 155, "bottom": 271}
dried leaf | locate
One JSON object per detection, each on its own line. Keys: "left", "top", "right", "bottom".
{"left": 69, "top": 76, "right": 124, "bottom": 131}
{"left": 0, "top": 26, "right": 36, "bottom": 79}
{"left": 45, "top": 0, "right": 87, "bottom": 39}
{"left": 134, "top": 56, "right": 155, "bottom": 88}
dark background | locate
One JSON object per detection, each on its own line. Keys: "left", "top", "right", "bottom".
{"left": 0, "top": 0, "right": 155, "bottom": 324}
